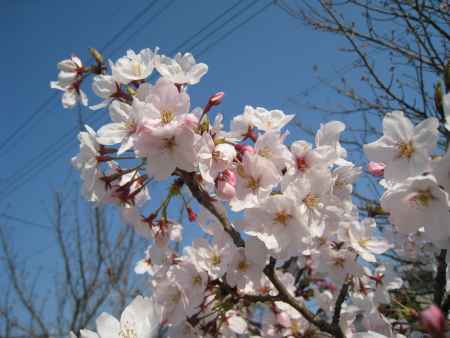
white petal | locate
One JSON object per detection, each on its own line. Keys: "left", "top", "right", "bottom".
{"left": 95, "top": 312, "right": 120, "bottom": 338}
{"left": 97, "top": 123, "right": 128, "bottom": 145}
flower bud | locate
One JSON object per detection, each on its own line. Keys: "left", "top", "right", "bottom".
{"left": 367, "top": 161, "right": 385, "bottom": 177}
{"left": 89, "top": 48, "right": 104, "bottom": 64}
{"left": 209, "top": 91, "right": 225, "bottom": 106}
{"left": 234, "top": 144, "right": 255, "bottom": 155}
{"left": 203, "top": 91, "right": 225, "bottom": 115}
{"left": 216, "top": 169, "right": 237, "bottom": 200}
{"left": 187, "top": 207, "right": 197, "bottom": 222}
{"left": 420, "top": 304, "right": 446, "bottom": 338}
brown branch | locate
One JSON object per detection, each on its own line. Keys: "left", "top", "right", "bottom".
{"left": 176, "top": 170, "right": 245, "bottom": 247}
{"left": 433, "top": 249, "right": 447, "bottom": 307}
{"left": 177, "top": 169, "right": 346, "bottom": 338}
{"left": 332, "top": 279, "right": 351, "bottom": 326}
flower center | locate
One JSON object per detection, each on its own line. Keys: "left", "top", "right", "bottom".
{"left": 410, "top": 189, "right": 434, "bottom": 207}
{"left": 120, "top": 327, "right": 137, "bottom": 338}
{"left": 296, "top": 156, "right": 309, "bottom": 172}
{"left": 303, "top": 193, "right": 320, "bottom": 208}
{"left": 161, "top": 111, "right": 174, "bottom": 124}
{"left": 238, "top": 260, "right": 249, "bottom": 272}
{"left": 398, "top": 142, "right": 414, "bottom": 159}
{"left": 258, "top": 146, "right": 272, "bottom": 158}
{"left": 246, "top": 177, "right": 260, "bottom": 191}
{"left": 358, "top": 239, "right": 369, "bottom": 248}
{"left": 333, "top": 256, "right": 346, "bottom": 269}
{"left": 273, "top": 210, "right": 292, "bottom": 225}
{"left": 211, "top": 253, "right": 221, "bottom": 266}
{"left": 163, "top": 136, "right": 177, "bottom": 151}
{"left": 132, "top": 62, "right": 142, "bottom": 76}
{"left": 192, "top": 275, "right": 202, "bottom": 285}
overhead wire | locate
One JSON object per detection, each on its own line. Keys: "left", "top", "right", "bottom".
{"left": 197, "top": 1, "right": 273, "bottom": 57}
{"left": 0, "top": 0, "right": 162, "bottom": 154}
{"left": 0, "top": 1, "right": 174, "bottom": 200}
{"left": 0, "top": 1, "right": 268, "bottom": 201}
{"left": 1, "top": 213, "right": 53, "bottom": 231}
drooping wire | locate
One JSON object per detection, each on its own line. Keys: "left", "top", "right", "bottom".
{"left": 0, "top": 1, "right": 267, "bottom": 200}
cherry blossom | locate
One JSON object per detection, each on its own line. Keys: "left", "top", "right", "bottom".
{"left": 110, "top": 48, "right": 157, "bottom": 84}
{"left": 380, "top": 175, "right": 449, "bottom": 243}
{"left": 364, "top": 111, "right": 438, "bottom": 182}
{"left": 55, "top": 46, "right": 450, "bottom": 338}
{"left": 155, "top": 52, "right": 208, "bottom": 85}
{"left": 79, "top": 295, "right": 161, "bottom": 338}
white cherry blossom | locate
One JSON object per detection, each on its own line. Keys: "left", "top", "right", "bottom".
{"left": 156, "top": 52, "right": 208, "bottom": 85}
{"left": 110, "top": 48, "right": 157, "bottom": 84}
{"left": 80, "top": 295, "right": 161, "bottom": 338}
{"left": 230, "top": 153, "right": 281, "bottom": 211}
{"left": 380, "top": 175, "right": 449, "bottom": 243}
{"left": 134, "top": 123, "right": 198, "bottom": 180}
{"left": 364, "top": 111, "right": 438, "bottom": 182}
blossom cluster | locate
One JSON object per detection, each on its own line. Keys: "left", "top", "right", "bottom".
{"left": 51, "top": 47, "right": 450, "bottom": 338}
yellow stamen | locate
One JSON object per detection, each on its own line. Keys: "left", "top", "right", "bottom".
{"left": 120, "top": 328, "right": 137, "bottom": 338}
{"left": 303, "top": 193, "right": 320, "bottom": 208}
{"left": 238, "top": 260, "right": 249, "bottom": 272}
{"left": 161, "top": 111, "right": 174, "bottom": 124}
{"left": 192, "top": 275, "right": 202, "bottom": 285}
{"left": 211, "top": 253, "right": 221, "bottom": 266}
{"left": 246, "top": 177, "right": 260, "bottom": 191}
{"left": 258, "top": 146, "right": 272, "bottom": 158}
{"left": 132, "top": 62, "right": 142, "bottom": 76}
{"left": 273, "top": 210, "right": 292, "bottom": 226}
{"left": 413, "top": 189, "right": 434, "bottom": 207}
{"left": 398, "top": 142, "right": 415, "bottom": 159}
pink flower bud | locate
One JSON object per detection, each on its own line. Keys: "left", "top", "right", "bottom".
{"left": 187, "top": 207, "right": 197, "bottom": 222}
{"left": 222, "top": 169, "right": 237, "bottom": 186}
{"left": 203, "top": 91, "right": 225, "bottom": 115}
{"left": 420, "top": 305, "right": 446, "bottom": 338}
{"left": 216, "top": 170, "right": 237, "bottom": 200}
{"left": 234, "top": 144, "right": 255, "bottom": 155}
{"left": 367, "top": 161, "right": 385, "bottom": 177}
{"left": 209, "top": 91, "right": 225, "bottom": 106}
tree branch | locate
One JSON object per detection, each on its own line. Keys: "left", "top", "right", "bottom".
{"left": 433, "top": 249, "right": 447, "bottom": 307}
{"left": 332, "top": 279, "right": 351, "bottom": 326}
{"left": 178, "top": 169, "right": 346, "bottom": 338}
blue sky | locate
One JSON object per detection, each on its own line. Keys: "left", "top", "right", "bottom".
{"left": 0, "top": 0, "right": 354, "bottom": 286}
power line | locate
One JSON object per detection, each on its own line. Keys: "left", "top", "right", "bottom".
{"left": 169, "top": 0, "right": 244, "bottom": 54}
{"left": 0, "top": 0, "right": 162, "bottom": 154}
{"left": 107, "top": 0, "right": 176, "bottom": 58}
{"left": 0, "top": 1, "right": 269, "bottom": 200}
{"left": 197, "top": 1, "right": 273, "bottom": 57}
{"left": 100, "top": 0, "right": 161, "bottom": 55}
{"left": 0, "top": 0, "right": 175, "bottom": 188}
{"left": 1, "top": 213, "right": 53, "bottom": 231}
